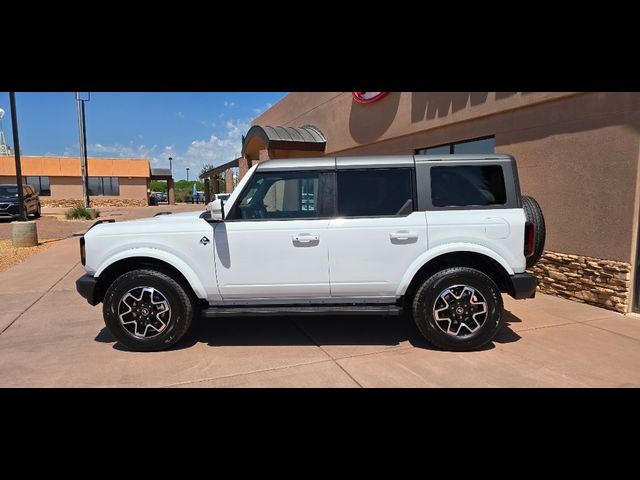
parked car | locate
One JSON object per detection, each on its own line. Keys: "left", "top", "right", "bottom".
{"left": 206, "top": 193, "right": 231, "bottom": 217}
{"left": 0, "top": 184, "right": 42, "bottom": 220}
{"left": 76, "top": 154, "right": 545, "bottom": 352}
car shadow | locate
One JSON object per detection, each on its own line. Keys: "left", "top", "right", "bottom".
{"left": 95, "top": 310, "right": 523, "bottom": 352}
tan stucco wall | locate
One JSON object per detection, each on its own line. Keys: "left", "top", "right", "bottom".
{"left": 253, "top": 92, "right": 640, "bottom": 263}
{"left": 118, "top": 177, "right": 148, "bottom": 199}
{"left": 51, "top": 176, "right": 83, "bottom": 198}
{"left": 253, "top": 92, "right": 581, "bottom": 154}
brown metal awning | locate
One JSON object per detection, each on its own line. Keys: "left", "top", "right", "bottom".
{"left": 150, "top": 168, "right": 173, "bottom": 180}
{"left": 241, "top": 125, "right": 326, "bottom": 155}
{"left": 199, "top": 158, "right": 240, "bottom": 179}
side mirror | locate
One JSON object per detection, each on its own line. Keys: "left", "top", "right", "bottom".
{"left": 206, "top": 199, "right": 226, "bottom": 221}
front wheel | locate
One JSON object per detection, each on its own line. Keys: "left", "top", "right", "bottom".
{"left": 33, "top": 203, "right": 41, "bottom": 218}
{"left": 412, "top": 267, "right": 504, "bottom": 351}
{"left": 103, "top": 269, "right": 194, "bottom": 351}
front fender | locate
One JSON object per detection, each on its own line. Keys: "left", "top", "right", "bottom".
{"left": 94, "top": 248, "right": 208, "bottom": 299}
{"left": 396, "top": 243, "right": 515, "bottom": 296}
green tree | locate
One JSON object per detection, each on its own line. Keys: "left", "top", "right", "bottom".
{"left": 200, "top": 164, "right": 216, "bottom": 177}
{"left": 149, "top": 181, "right": 168, "bottom": 192}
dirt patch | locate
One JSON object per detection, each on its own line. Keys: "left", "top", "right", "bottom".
{"left": 0, "top": 239, "right": 60, "bottom": 272}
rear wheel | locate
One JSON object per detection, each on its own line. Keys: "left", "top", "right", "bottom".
{"left": 103, "top": 269, "right": 193, "bottom": 352}
{"left": 412, "top": 267, "right": 504, "bottom": 351}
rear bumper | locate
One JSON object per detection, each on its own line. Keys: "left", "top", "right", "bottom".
{"left": 508, "top": 273, "right": 537, "bottom": 299}
{"left": 76, "top": 274, "right": 100, "bottom": 306}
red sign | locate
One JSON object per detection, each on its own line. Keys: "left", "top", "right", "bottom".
{"left": 352, "top": 92, "right": 389, "bottom": 104}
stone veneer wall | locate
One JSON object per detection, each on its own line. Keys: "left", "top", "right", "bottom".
{"left": 41, "top": 198, "right": 148, "bottom": 208}
{"left": 528, "top": 251, "right": 632, "bottom": 313}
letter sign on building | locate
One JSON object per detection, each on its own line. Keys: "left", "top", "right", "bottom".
{"left": 352, "top": 92, "right": 389, "bottom": 104}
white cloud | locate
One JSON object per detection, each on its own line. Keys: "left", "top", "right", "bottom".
{"left": 225, "top": 119, "right": 250, "bottom": 139}
{"left": 223, "top": 101, "right": 235, "bottom": 107}
{"left": 177, "top": 111, "right": 185, "bottom": 119}
{"left": 251, "top": 102, "right": 274, "bottom": 118}
{"left": 200, "top": 120, "right": 217, "bottom": 129}
{"left": 68, "top": 119, "right": 250, "bottom": 180}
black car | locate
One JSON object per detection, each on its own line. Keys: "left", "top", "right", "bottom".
{"left": 0, "top": 184, "right": 42, "bottom": 220}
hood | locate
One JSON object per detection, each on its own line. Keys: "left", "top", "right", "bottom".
{"left": 85, "top": 209, "right": 210, "bottom": 237}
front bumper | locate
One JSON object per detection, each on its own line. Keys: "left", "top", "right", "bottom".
{"left": 76, "top": 274, "right": 100, "bottom": 306}
{"left": 508, "top": 273, "right": 537, "bottom": 299}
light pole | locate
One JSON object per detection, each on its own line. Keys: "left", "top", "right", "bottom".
{"left": 168, "top": 156, "right": 172, "bottom": 173}
{"left": 186, "top": 167, "right": 190, "bottom": 182}
{"left": 75, "top": 92, "right": 90, "bottom": 208}
{"left": 9, "top": 93, "right": 26, "bottom": 221}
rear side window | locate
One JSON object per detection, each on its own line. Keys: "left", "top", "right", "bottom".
{"left": 337, "top": 168, "right": 414, "bottom": 217}
{"left": 431, "top": 165, "right": 506, "bottom": 207}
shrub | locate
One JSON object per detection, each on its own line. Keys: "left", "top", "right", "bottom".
{"left": 64, "top": 205, "right": 100, "bottom": 220}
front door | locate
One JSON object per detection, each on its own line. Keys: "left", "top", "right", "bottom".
{"left": 213, "top": 170, "right": 331, "bottom": 299}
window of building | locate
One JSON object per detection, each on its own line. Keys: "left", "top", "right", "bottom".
{"left": 25, "top": 176, "right": 51, "bottom": 196}
{"left": 232, "top": 171, "right": 320, "bottom": 220}
{"left": 88, "top": 177, "right": 120, "bottom": 196}
{"left": 431, "top": 165, "right": 506, "bottom": 207}
{"left": 337, "top": 168, "right": 414, "bottom": 217}
{"left": 417, "top": 136, "right": 495, "bottom": 155}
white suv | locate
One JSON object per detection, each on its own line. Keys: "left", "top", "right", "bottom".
{"left": 76, "top": 155, "right": 545, "bottom": 352}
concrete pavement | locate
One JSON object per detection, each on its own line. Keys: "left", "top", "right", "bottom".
{"left": 0, "top": 237, "right": 639, "bottom": 387}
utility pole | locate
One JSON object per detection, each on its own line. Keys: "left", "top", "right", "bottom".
{"left": 75, "top": 92, "right": 90, "bottom": 208}
{"left": 9, "top": 93, "right": 26, "bottom": 221}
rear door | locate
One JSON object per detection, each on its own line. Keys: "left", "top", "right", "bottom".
{"left": 327, "top": 158, "right": 428, "bottom": 297}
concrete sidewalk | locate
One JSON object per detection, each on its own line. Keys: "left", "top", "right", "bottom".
{"left": 0, "top": 237, "right": 639, "bottom": 387}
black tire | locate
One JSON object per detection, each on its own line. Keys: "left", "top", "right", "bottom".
{"left": 521, "top": 195, "right": 545, "bottom": 268}
{"left": 103, "top": 269, "right": 193, "bottom": 352}
{"left": 33, "top": 203, "right": 41, "bottom": 218}
{"left": 412, "top": 267, "right": 504, "bottom": 351}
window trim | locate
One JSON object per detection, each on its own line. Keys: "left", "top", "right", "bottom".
{"left": 416, "top": 135, "right": 496, "bottom": 156}
{"left": 24, "top": 176, "right": 51, "bottom": 196}
{"left": 88, "top": 176, "right": 120, "bottom": 196}
{"left": 415, "top": 158, "right": 521, "bottom": 211}
{"left": 335, "top": 167, "right": 417, "bottom": 219}
{"left": 225, "top": 170, "right": 329, "bottom": 222}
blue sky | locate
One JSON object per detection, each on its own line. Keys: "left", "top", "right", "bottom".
{"left": 0, "top": 92, "right": 286, "bottom": 180}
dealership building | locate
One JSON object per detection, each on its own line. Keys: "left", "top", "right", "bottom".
{"left": 217, "top": 92, "right": 640, "bottom": 313}
{"left": 0, "top": 156, "right": 175, "bottom": 206}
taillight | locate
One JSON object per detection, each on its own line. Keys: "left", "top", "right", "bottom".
{"left": 524, "top": 222, "right": 535, "bottom": 257}
{"left": 80, "top": 237, "right": 86, "bottom": 266}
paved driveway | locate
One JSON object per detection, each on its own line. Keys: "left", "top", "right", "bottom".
{"left": 0, "top": 237, "right": 639, "bottom": 387}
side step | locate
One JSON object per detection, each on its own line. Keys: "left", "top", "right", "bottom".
{"left": 201, "top": 304, "right": 404, "bottom": 318}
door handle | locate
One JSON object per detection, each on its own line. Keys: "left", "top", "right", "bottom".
{"left": 292, "top": 234, "right": 319, "bottom": 243}
{"left": 390, "top": 231, "right": 418, "bottom": 240}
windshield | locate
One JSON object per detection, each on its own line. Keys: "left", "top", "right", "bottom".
{"left": 0, "top": 185, "right": 19, "bottom": 197}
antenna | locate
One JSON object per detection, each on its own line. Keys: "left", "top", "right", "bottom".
{"left": 0, "top": 107, "right": 10, "bottom": 155}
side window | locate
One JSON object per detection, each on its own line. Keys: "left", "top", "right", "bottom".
{"left": 337, "top": 168, "right": 414, "bottom": 217}
{"left": 39, "top": 176, "right": 51, "bottom": 196}
{"left": 430, "top": 165, "right": 506, "bottom": 207}
{"left": 231, "top": 171, "right": 320, "bottom": 220}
